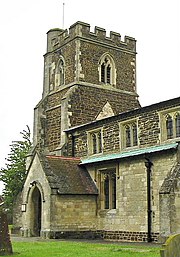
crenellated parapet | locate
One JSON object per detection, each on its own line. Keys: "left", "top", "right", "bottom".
{"left": 47, "top": 21, "right": 136, "bottom": 53}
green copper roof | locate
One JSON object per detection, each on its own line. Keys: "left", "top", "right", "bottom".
{"left": 80, "top": 142, "right": 178, "bottom": 165}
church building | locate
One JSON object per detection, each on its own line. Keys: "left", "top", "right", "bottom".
{"left": 20, "top": 21, "right": 180, "bottom": 243}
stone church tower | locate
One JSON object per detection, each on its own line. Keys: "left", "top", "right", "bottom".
{"left": 33, "top": 21, "right": 140, "bottom": 156}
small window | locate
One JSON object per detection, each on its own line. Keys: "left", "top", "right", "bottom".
{"left": 121, "top": 121, "right": 138, "bottom": 149}
{"left": 101, "top": 63, "right": 105, "bottom": 83}
{"left": 132, "top": 123, "right": 138, "bottom": 146}
{"left": 159, "top": 109, "right": 180, "bottom": 142}
{"left": 125, "top": 125, "right": 131, "bottom": 147}
{"left": 55, "top": 58, "right": 65, "bottom": 88}
{"left": 166, "top": 115, "right": 173, "bottom": 139}
{"left": 102, "top": 170, "right": 116, "bottom": 210}
{"left": 99, "top": 54, "right": 116, "bottom": 86}
{"left": 88, "top": 129, "right": 103, "bottom": 155}
{"left": 175, "top": 114, "right": 180, "bottom": 137}
{"left": 106, "top": 65, "right": 111, "bottom": 84}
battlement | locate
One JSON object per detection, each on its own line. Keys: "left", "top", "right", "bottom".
{"left": 47, "top": 21, "right": 136, "bottom": 53}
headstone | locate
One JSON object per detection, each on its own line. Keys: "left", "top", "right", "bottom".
{"left": 160, "top": 234, "right": 180, "bottom": 257}
{"left": 0, "top": 198, "right": 13, "bottom": 256}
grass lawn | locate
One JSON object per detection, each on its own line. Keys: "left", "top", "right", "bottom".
{"left": 11, "top": 241, "right": 161, "bottom": 257}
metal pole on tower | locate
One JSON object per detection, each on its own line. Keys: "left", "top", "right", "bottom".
{"left": 63, "top": 2, "right": 65, "bottom": 29}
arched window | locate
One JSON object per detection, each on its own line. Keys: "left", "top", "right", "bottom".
{"left": 92, "top": 133, "right": 97, "bottom": 154}
{"left": 132, "top": 123, "right": 138, "bottom": 146}
{"left": 99, "top": 54, "right": 116, "bottom": 86}
{"left": 89, "top": 129, "right": 103, "bottom": 155}
{"left": 166, "top": 115, "right": 173, "bottom": 139}
{"left": 121, "top": 121, "right": 138, "bottom": 149}
{"left": 103, "top": 171, "right": 116, "bottom": 210}
{"left": 175, "top": 113, "right": 180, "bottom": 137}
{"left": 104, "top": 175, "right": 110, "bottom": 209}
{"left": 55, "top": 58, "right": 65, "bottom": 88}
{"left": 125, "top": 125, "right": 131, "bottom": 147}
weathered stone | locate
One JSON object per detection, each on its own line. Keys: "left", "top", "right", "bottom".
{"left": 160, "top": 234, "right": 180, "bottom": 257}
{"left": 0, "top": 201, "right": 13, "bottom": 256}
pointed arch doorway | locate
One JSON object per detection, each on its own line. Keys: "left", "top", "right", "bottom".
{"left": 31, "top": 186, "right": 42, "bottom": 236}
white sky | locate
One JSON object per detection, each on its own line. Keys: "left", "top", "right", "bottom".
{"left": 0, "top": 0, "right": 180, "bottom": 193}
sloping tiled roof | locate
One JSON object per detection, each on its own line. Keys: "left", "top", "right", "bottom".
{"left": 41, "top": 155, "right": 98, "bottom": 195}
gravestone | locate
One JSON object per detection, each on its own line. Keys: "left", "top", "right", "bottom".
{"left": 160, "top": 234, "right": 180, "bottom": 257}
{"left": 0, "top": 198, "right": 13, "bottom": 256}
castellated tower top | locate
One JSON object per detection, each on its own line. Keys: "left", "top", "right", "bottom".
{"left": 46, "top": 21, "right": 136, "bottom": 53}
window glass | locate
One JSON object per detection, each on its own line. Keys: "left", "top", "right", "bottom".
{"left": 88, "top": 130, "right": 103, "bottom": 155}
{"left": 175, "top": 114, "right": 180, "bottom": 137}
{"left": 166, "top": 116, "right": 173, "bottom": 139}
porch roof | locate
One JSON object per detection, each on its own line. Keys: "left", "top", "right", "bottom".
{"left": 42, "top": 155, "right": 98, "bottom": 195}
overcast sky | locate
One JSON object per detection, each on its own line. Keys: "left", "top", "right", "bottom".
{"left": 0, "top": 0, "right": 180, "bottom": 193}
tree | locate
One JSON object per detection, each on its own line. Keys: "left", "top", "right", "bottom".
{"left": 0, "top": 126, "right": 32, "bottom": 214}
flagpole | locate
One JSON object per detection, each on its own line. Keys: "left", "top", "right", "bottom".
{"left": 62, "top": 2, "right": 65, "bottom": 29}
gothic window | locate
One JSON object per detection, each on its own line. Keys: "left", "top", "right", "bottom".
{"left": 99, "top": 54, "right": 116, "bottom": 86}
{"left": 101, "top": 63, "right": 105, "bottom": 83}
{"left": 92, "top": 133, "right": 97, "bottom": 154}
{"left": 125, "top": 125, "right": 131, "bottom": 147}
{"left": 107, "top": 64, "right": 111, "bottom": 84}
{"left": 104, "top": 175, "right": 110, "bottom": 209}
{"left": 102, "top": 170, "right": 116, "bottom": 210}
{"left": 160, "top": 109, "right": 180, "bottom": 142}
{"left": 88, "top": 129, "right": 103, "bottom": 155}
{"left": 166, "top": 115, "right": 173, "bottom": 139}
{"left": 55, "top": 58, "right": 65, "bottom": 88}
{"left": 121, "top": 121, "right": 138, "bottom": 149}
{"left": 175, "top": 113, "right": 180, "bottom": 138}
{"left": 132, "top": 123, "right": 138, "bottom": 146}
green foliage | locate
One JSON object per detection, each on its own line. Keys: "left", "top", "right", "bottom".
{"left": 0, "top": 126, "right": 32, "bottom": 212}
{"left": 11, "top": 241, "right": 161, "bottom": 257}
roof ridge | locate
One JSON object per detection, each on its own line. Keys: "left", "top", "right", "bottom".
{"left": 46, "top": 155, "right": 80, "bottom": 161}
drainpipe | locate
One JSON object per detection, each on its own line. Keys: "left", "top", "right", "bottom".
{"left": 145, "top": 158, "right": 153, "bottom": 242}
{"left": 71, "top": 134, "right": 75, "bottom": 157}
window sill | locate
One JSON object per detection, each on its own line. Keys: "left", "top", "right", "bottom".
{"left": 98, "top": 209, "right": 117, "bottom": 217}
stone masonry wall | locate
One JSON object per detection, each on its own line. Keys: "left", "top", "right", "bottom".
{"left": 66, "top": 104, "right": 175, "bottom": 158}
{"left": 86, "top": 152, "right": 177, "bottom": 241}
{"left": 43, "top": 89, "right": 68, "bottom": 152}
{"left": 69, "top": 86, "right": 139, "bottom": 128}
{"left": 138, "top": 110, "right": 160, "bottom": 147}
{"left": 50, "top": 195, "right": 97, "bottom": 231}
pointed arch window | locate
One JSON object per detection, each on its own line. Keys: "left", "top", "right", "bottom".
{"left": 121, "top": 121, "right": 138, "bottom": 149}
{"left": 103, "top": 171, "right": 116, "bottom": 210}
{"left": 99, "top": 54, "right": 116, "bottom": 86}
{"left": 160, "top": 110, "right": 180, "bottom": 142}
{"left": 166, "top": 115, "right": 173, "bottom": 139}
{"left": 132, "top": 123, "right": 138, "bottom": 146}
{"left": 55, "top": 58, "right": 65, "bottom": 88}
{"left": 88, "top": 129, "right": 103, "bottom": 155}
{"left": 125, "top": 125, "right": 131, "bottom": 147}
{"left": 175, "top": 113, "right": 180, "bottom": 137}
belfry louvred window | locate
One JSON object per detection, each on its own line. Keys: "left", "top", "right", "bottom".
{"left": 99, "top": 54, "right": 115, "bottom": 86}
